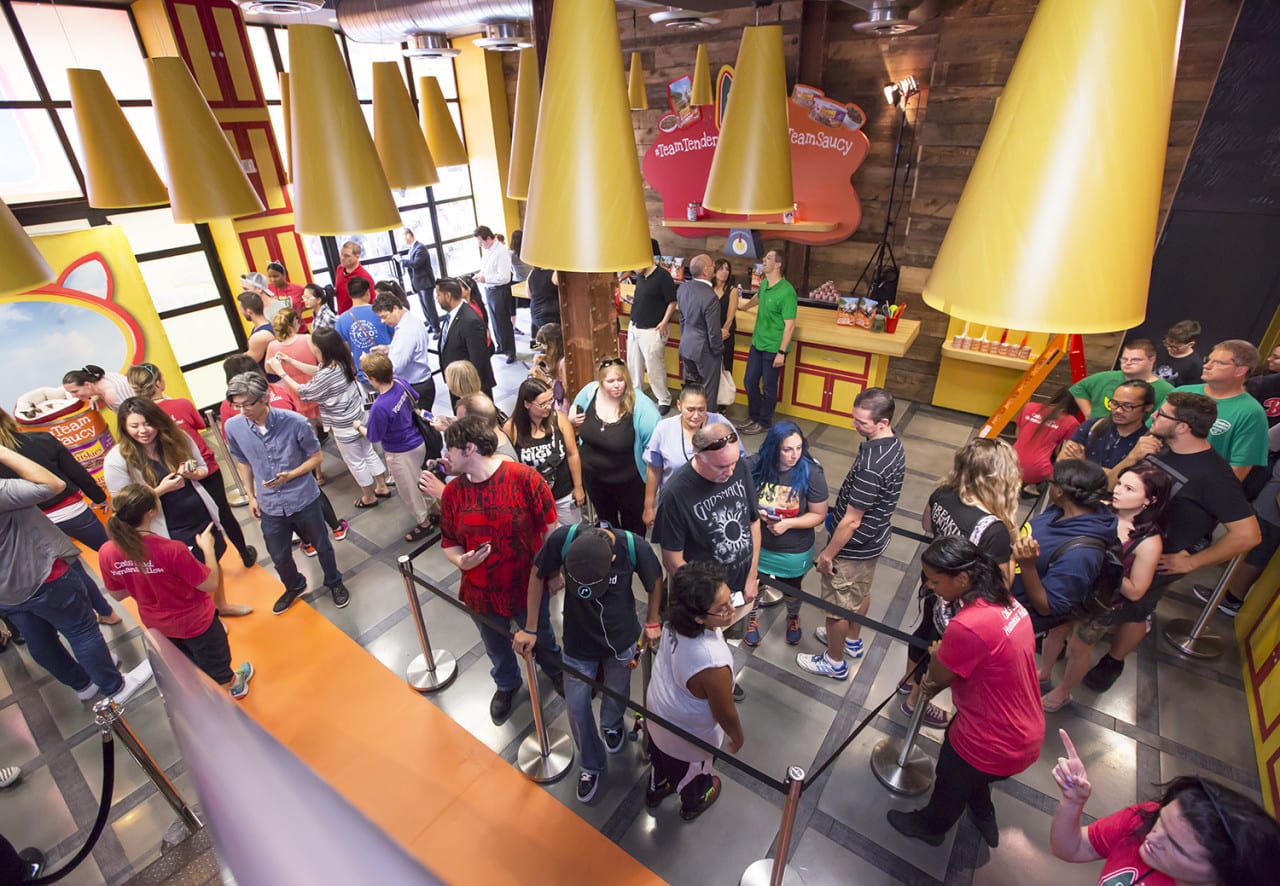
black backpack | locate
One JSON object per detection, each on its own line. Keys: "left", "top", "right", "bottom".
{"left": 1045, "top": 535, "right": 1126, "bottom": 618}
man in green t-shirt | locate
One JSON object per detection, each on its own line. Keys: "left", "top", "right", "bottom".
{"left": 1070, "top": 339, "right": 1174, "bottom": 419}
{"left": 735, "top": 249, "right": 797, "bottom": 434}
{"left": 1175, "top": 339, "right": 1268, "bottom": 481}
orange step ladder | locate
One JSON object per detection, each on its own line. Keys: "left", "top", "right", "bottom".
{"left": 977, "top": 333, "right": 1086, "bottom": 438}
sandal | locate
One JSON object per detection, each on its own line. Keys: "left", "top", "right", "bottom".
{"left": 1042, "top": 694, "right": 1073, "bottom": 713}
{"left": 354, "top": 498, "right": 380, "bottom": 509}
{"left": 404, "top": 523, "right": 435, "bottom": 543}
{"left": 374, "top": 490, "right": 393, "bottom": 499}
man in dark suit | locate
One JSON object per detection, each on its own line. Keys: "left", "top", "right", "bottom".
{"left": 435, "top": 278, "right": 496, "bottom": 405}
{"left": 403, "top": 227, "right": 440, "bottom": 337}
{"left": 676, "top": 254, "right": 724, "bottom": 408}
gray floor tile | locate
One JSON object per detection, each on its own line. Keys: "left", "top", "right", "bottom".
{"left": 427, "top": 653, "right": 537, "bottom": 754}
{"left": 1159, "top": 751, "right": 1263, "bottom": 806}
{"left": 815, "top": 722, "right": 958, "bottom": 881}
{"left": 753, "top": 603, "right": 854, "bottom": 696}
{"left": 38, "top": 680, "right": 99, "bottom": 741}
{"left": 900, "top": 414, "right": 976, "bottom": 449}
{"left": 0, "top": 764, "right": 78, "bottom": 852}
{"left": 790, "top": 827, "right": 902, "bottom": 886}
{"left": 309, "top": 559, "right": 412, "bottom": 641}
{"left": 972, "top": 790, "right": 1099, "bottom": 886}
{"left": 897, "top": 436, "right": 957, "bottom": 479}
{"left": 534, "top": 710, "right": 648, "bottom": 829}
{"left": 733, "top": 669, "right": 834, "bottom": 776}
{"left": 1156, "top": 661, "right": 1254, "bottom": 772}
{"left": 0, "top": 702, "right": 41, "bottom": 766}
{"left": 620, "top": 769, "right": 785, "bottom": 886}
{"left": 111, "top": 770, "right": 196, "bottom": 871}
{"left": 1014, "top": 713, "right": 1136, "bottom": 818}
{"left": 361, "top": 593, "right": 483, "bottom": 678}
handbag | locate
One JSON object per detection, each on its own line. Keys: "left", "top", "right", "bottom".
{"left": 717, "top": 367, "right": 736, "bottom": 407}
{"left": 396, "top": 380, "right": 435, "bottom": 466}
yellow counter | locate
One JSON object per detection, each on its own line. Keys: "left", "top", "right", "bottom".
{"left": 619, "top": 283, "right": 919, "bottom": 428}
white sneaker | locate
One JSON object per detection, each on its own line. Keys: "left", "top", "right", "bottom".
{"left": 813, "top": 625, "right": 865, "bottom": 658}
{"left": 0, "top": 765, "right": 22, "bottom": 788}
{"left": 75, "top": 682, "right": 100, "bottom": 702}
{"left": 110, "top": 660, "right": 154, "bottom": 707}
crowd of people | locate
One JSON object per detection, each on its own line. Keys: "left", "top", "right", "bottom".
{"left": 3, "top": 237, "right": 1280, "bottom": 879}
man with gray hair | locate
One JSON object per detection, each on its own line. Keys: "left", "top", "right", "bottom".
{"left": 676, "top": 254, "right": 725, "bottom": 409}
{"left": 223, "top": 372, "right": 350, "bottom": 615}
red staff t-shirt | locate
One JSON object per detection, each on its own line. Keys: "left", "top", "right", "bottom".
{"left": 99, "top": 535, "right": 214, "bottom": 639}
{"left": 440, "top": 461, "right": 557, "bottom": 616}
{"left": 1087, "top": 803, "right": 1172, "bottom": 886}
{"left": 936, "top": 597, "right": 1044, "bottom": 777}
{"left": 157, "top": 398, "right": 218, "bottom": 472}
{"left": 1013, "top": 403, "right": 1080, "bottom": 484}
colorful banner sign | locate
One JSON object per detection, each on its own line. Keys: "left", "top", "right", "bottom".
{"left": 642, "top": 80, "right": 870, "bottom": 245}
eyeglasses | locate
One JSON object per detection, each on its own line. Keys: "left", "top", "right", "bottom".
{"left": 703, "top": 601, "right": 735, "bottom": 618}
{"left": 695, "top": 430, "right": 739, "bottom": 453}
{"left": 1154, "top": 409, "right": 1181, "bottom": 422}
{"left": 1110, "top": 400, "right": 1146, "bottom": 412}
{"left": 598, "top": 357, "right": 626, "bottom": 370}
{"left": 231, "top": 398, "right": 264, "bottom": 411}
{"left": 1195, "top": 776, "right": 1237, "bottom": 850}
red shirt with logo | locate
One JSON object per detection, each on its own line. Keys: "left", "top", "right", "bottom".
{"left": 936, "top": 597, "right": 1044, "bottom": 776}
{"left": 99, "top": 534, "right": 214, "bottom": 639}
{"left": 440, "top": 462, "right": 556, "bottom": 616}
{"left": 1087, "top": 803, "right": 1173, "bottom": 886}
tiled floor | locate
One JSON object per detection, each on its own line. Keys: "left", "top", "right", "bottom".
{"left": 0, "top": 335, "right": 1263, "bottom": 884}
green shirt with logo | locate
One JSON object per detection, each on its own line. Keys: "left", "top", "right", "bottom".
{"left": 1173, "top": 384, "right": 1268, "bottom": 468}
{"left": 751, "top": 276, "right": 798, "bottom": 354}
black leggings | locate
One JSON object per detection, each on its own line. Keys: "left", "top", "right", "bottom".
{"left": 583, "top": 472, "right": 647, "bottom": 535}
{"left": 907, "top": 594, "right": 943, "bottom": 667}
{"left": 199, "top": 472, "right": 250, "bottom": 558}
{"left": 169, "top": 613, "right": 233, "bottom": 685}
{"left": 915, "top": 729, "right": 1006, "bottom": 834}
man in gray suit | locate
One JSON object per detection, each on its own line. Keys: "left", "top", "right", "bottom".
{"left": 676, "top": 254, "right": 724, "bottom": 408}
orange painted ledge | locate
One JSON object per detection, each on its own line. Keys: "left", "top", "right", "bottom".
{"left": 91, "top": 552, "right": 664, "bottom": 884}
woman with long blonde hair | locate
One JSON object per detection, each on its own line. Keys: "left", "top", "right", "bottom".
{"left": 264, "top": 308, "right": 321, "bottom": 422}
{"left": 102, "top": 398, "right": 252, "bottom": 617}
{"left": 898, "top": 437, "right": 1021, "bottom": 730}
{"left": 570, "top": 357, "right": 660, "bottom": 533}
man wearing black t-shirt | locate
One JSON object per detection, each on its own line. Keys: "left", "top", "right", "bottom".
{"left": 515, "top": 525, "right": 663, "bottom": 804}
{"left": 1245, "top": 344, "right": 1280, "bottom": 428}
{"left": 654, "top": 421, "right": 761, "bottom": 605}
{"left": 627, "top": 258, "right": 678, "bottom": 414}
{"left": 800, "top": 389, "right": 906, "bottom": 681}
{"left": 1084, "top": 391, "right": 1259, "bottom": 691}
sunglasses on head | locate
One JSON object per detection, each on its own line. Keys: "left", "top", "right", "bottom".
{"left": 695, "top": 430, "right": 739, "bottom": 453}
{"left": 598, "top": 357, "right": 626, "bottom": 370}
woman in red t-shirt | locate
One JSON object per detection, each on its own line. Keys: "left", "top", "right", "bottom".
{"left": 887, "top": 536, "right": 1044, "bottom": 849}
{"left": 1049, "top": 728, "right": 1279, "bottom": 884}
{"left": 100, "top": 484, "right": 254, "bottom": 699}
{"left": 1013, "top": 385, "right": 1083, "bottom": 493}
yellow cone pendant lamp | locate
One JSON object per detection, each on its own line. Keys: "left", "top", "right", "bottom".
{"left": 922, "top": 0, "right": 1184, "bottom": 333}
{"left": 418, "top": 76, "right": 468, "bottom": 168}
{"left": 691, "top": 44, "right": 713, "bottom": 106}
{"left": 627, "top": 52, "right": 648, "bottom": 110}
{"left": 702, "top": 26, "right": 793, "bottom": 215}
{"left": 506, "top": 47, "right": 540, "bottom": 201}
{"left": 522, "top": 0, "right": 651, "bottom": 273}
{"left": 147, "top": 57, "right": 264, "bottom": 223}
{"left": 372, "top": 61, "right": 439, "bottom": 189}
{"left": 0, "top": 200, "right": 54, "bottom": 298}
{"left": 288, "top": 24, "right": 400, "bottom": 235}
{"left": 280, "top": 71, "right": 292, "bottom": 183}
{"left": 67, "top": 69, "right": 167, "bottom": 209}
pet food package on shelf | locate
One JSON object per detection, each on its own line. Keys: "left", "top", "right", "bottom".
{"left": 836, "top": 295, "right": 858, "bottom": 326}
{"left": 853, "top": 298, "right": 878, "bottom": 329}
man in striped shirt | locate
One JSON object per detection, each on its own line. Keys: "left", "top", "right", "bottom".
{"left": 798, "top": 388, "right": 906, "bottom": 680}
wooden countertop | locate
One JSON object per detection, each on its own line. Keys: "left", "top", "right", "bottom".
{"left": 619, "top": 283, "right": 920, "bottom": 357}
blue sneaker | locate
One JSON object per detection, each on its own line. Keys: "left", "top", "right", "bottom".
{"left": 796, "top": 653, "right": 849, "bottom": 681}
{"left": 230, "top": 663, "right": 254, "bottom": 700}
{"left": 744, "top": 615, "right": 762, "bottom": 647}
{"left": 785, "top": 616, "right": 802, "bottom": 646}
{"left": 814, "top": 626, "right": 864, "bottom": 658}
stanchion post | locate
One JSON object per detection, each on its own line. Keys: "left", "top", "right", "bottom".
{"left": 870, "top": 693, "right": 935, "bottom": 796}
{"left": 93, "top": 698, "right": 202, "bottom": 834}
{"left": 739, "top": 766, "right": 807, "bottom": 886}
{"left": 515, "top": 649, "right": 573, "bottom": 784}
{"left": 1162, "top": 554, "right": 1242, "bottom": 660}
{"left": 202, "top": 409, "right": 248, "bottom": 507}
{"left": 758, "top": 575, "right": 785, "bottom": 608}
{"left": 397, "top": 556, "right": 457, "bottom": 692}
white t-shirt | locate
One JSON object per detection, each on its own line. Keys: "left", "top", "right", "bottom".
{"left": 646, "top": 625, "right": 734, "bottom": 762}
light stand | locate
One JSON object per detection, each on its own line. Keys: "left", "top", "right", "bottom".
{"left": 853, "top": 76, "right": 920, "bottom": 306}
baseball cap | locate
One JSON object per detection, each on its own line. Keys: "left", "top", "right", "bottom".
{"left": 241, "top": 271, "right": 269, "bottom": 291}
{"left": 563, "top": 528, "right": 615, "bottom": 598}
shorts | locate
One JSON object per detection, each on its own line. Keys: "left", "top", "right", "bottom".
{"left": 1074, "top": 574, "right": 1176, "bottom": 643}
{"left": 820, "top": 558, "right": 876, "bottom": 611}
{"left": 1244, "top": 518, "right": 1280, "bottom": 570}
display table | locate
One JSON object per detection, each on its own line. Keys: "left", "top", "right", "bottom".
{"left": 619, "top": 283, "right": 919, "bottom": 429}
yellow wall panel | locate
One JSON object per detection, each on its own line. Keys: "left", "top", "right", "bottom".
{"left": 213, "top": 6, "right": 256, "bottom": 102}
{"left": 174, "top": 5, "right": 221, "bottom": 102}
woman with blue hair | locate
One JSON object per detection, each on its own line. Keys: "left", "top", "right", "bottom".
{"left": 743, "top": 421, "right": 828, "bottom": 646}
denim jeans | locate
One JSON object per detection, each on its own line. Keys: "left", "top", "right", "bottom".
{"left": 52, "top": 509, "right": 116, "bottom": 618}
{"left": 562, "top": 650, "right": 633, "bottom": 774}
{"left": 259, "top": 494, "right": 342, "bottom": 592}
{"left": 1, "top": 561, "right": 123, "bottom": 695}
{"left": 473, "top": 594, "right": 562, "bottom": 692}
{"left": 744, "top": 345, "right": 781, "bottom": 427}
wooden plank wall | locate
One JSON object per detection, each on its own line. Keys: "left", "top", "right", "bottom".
{"left": 504, "top": 0, "right": 1240, "bottom": 405}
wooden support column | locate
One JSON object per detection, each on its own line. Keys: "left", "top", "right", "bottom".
{"left": 784, "top": 0, "right": 831, "bottom": 296}
{"left": 558, "top": 271, "right": 621, "bottom": 397}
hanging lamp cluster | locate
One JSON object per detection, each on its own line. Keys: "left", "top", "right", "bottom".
{"left": 419, "top": 75, "right": 469, "bottom": 168}
{"left": 372, "top": 61, "right": 439, "bottom": 190}
{"left": 506, "top": 47, "right": 540, "bottom": 201}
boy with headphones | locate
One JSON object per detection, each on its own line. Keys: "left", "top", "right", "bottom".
{"left": 515, "top": 525, "right": 663, "bottom": 804}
